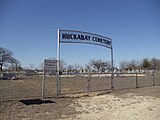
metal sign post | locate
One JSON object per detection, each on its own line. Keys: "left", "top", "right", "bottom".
{"left": 56, "top": 29, "right": 61, "bottom": 98}
{"left": 42, "top": 60, "right": 45, "bottom": 99}
{"left": 111, "top": 45, "right": 114, "bottom": 90}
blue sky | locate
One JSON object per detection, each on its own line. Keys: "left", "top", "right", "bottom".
{"left": 1, "top": 0, "right": 160, "bottom": 68}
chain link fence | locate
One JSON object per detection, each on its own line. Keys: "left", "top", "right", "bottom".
{"left": 0, "top": 72, "right": 160, "bottom": 101}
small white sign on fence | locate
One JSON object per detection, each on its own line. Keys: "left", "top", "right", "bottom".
{"left": 44, "top": 59, "right": 57, "bottom": 72}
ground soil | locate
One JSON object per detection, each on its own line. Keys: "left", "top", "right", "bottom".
{"left": 0, "top": 86, "right": 160, "bottom": 120}
{"left": 70, "top": 86, "right": 160, "bottom": 120}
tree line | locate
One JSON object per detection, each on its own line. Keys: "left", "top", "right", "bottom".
{"left": 1, "top": 47, "right": 160, "bottom": 73}
{"left": 61, "top": 58, "right": 160, "bottom": 74}
{"left": 59, "top": 59, "right": 111, "bottom": 74}
{"left": 119, "top": 58, "right": 160, "bottom": 71}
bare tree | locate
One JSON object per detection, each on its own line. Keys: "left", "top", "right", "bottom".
{"left": 89, "top": 59, "right": 110, "bottom": 73}
{"left": 11, "top": 58, "right": 21, "bottom": 72}
{"left": 101, "top": 61, "right": 110, "bottom": 70}
{"left": 0, "top": 47, "right": 19, "bottom": 71}
{"left": 127, "top": 60, "right": 139, "bottom": 69}
{"left": 119, "top": 60, "right": 127, "bottom": 69}
{"left": 89, "top": 59, "right": 101, "bottom": 72}
{"left": 150, "top": 58, "right": 160, "bottom": 71}
{"left": 141, "top": 58, "right": 151, "bottom": 70}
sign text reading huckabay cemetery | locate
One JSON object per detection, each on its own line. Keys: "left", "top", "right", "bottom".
{"left": 59, "top": 30, "right": 112, "bottom": 48}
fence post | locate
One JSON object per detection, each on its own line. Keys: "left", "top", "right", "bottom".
{"left": 42, "top": 69, "right": 45, "bottom": 99}
{"left": 87, "top": 73, "right": 91, "bottom": 94}
{"left": 153, "top": 72, "right": 155, "bottom": 86}
{"left": 136, "top": 73, "right": 138, "bottom": 88}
